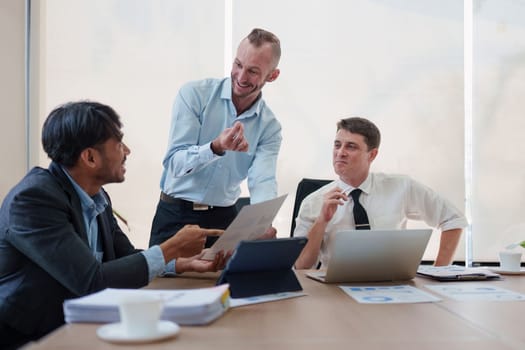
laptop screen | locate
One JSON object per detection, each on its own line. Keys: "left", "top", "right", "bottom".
{"left": 308, "top": 229, "right": 432, "bottom": 283}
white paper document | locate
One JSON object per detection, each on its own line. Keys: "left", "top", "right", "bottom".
{"left": 63, "top": 285, "right": 230, "bottom": 325}
{"left": 229, "top": 291, "right": 307, "bottom": 308}
{"left": 202, "top": 194, "right": 287, "bottom": 260}
{"left": 339, "top": 285, "right": 441, "bottom": 304}
{"left": 424, "top": 283, "right": 525, "bottom": 301}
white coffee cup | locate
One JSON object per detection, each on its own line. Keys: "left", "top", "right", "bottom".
{"left": 118, "top": 294, "right": 163, "bottom": 337}
{"left": 498, "top": 251, "right": 522, "bottom": 272}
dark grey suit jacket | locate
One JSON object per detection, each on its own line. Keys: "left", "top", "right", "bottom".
{"left": 0, "top": 162, "right": 149, "bottom": 342}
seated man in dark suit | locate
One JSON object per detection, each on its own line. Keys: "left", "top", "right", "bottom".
{"left": 0, "top": 101, "right": 227, "bottom": 349}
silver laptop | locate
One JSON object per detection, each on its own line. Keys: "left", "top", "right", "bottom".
{"left": 306, "top": 229, "right": 432, "bottom": 283}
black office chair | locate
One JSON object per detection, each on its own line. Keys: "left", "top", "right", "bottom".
{"left": 290, "top": 178, "right": 332, "bottom": 237}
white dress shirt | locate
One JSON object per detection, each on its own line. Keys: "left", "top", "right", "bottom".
{"left": 293, "top": 172, "right": 468, "bottom": 268}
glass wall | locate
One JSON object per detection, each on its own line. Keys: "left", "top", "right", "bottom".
{"left": 28, "top": 0, "right": 525, "bottom": 263}
{"left": 36, "top": 0, "right": 225, "bottom": 247}
{"left": 472, "top": 0, "right": 525, "bottom": 260}
{"left": 233, "top": 0, "right": 464, "bottom": 260}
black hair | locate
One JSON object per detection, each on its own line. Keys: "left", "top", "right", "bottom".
{"left": 41, "top": 101, "right": 123, "bottom": 167}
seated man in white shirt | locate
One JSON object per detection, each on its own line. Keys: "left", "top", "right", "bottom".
{"left": 294, "top": 117, "right": 468, "bottom": 269}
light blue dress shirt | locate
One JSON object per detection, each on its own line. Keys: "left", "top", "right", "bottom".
{"left": 160, "top": 77, "right": 282, "bottom": 206}
{"left": 63, "top": 169, "right": 174, "bottom": 281}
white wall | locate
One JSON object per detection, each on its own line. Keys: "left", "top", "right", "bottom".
{"left": 0, "top": 0, "right": 26, "bottom": 200}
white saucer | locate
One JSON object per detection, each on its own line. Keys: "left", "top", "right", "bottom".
{"left": 490, "top": 267, "right": 525, "bottom": 275}
{"left": 97, "top": 320, "right": 180, "bottom": 344}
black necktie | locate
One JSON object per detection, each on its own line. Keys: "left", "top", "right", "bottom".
{"left": 350, "top": 189, "right": 370, "bottom": 230}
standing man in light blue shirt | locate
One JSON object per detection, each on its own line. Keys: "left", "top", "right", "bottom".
{"left": 150, "top": 28, "right": 283, "bottom": 247}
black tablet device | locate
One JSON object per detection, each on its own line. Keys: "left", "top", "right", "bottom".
{"left": 217, "top": 237, "right": 308, "bottom": 298}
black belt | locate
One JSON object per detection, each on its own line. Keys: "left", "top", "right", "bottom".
{"left": 160, "top": 192, "right": 232, "bottom": 211}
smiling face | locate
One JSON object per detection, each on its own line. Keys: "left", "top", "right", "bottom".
{"left": 332, "top": 129, "right": 378, "bottom": 187}
{"left": 93, "top": 136, "right": 131, "bottom": 185}
{"left": 230, "top": 38, "right": 279, "bottom": 113}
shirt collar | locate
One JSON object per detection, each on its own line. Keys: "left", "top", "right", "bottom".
{"left": 222, "top": 77, "right": 264, "bottom": 118}
{"left": 61, "top": 167, "right": 108, "bottom": 216}
{"left": 337, "top": 173, "right": 373, "bottom": 195}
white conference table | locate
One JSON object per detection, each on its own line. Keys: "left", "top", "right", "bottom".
{"left": 25, "top": 270, "right": 525, "bottom": 350}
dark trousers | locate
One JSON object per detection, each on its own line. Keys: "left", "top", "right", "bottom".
{"left": 149, "top": 194, "right": 238, "bottom": 247}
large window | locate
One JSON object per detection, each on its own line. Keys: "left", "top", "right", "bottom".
{"left": 27, "top": 0, "right": 525, "bottom": 263}
{"left": 472, "top": 0, "right": 525, "bottom": 260}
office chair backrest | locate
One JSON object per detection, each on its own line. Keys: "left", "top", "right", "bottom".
{"left": 290, "top": 178, "right": 332, "bottom": 236}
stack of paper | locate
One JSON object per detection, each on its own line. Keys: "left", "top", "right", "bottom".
{"left": 63, "top": 284, "right": 230, "bottom": 326}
